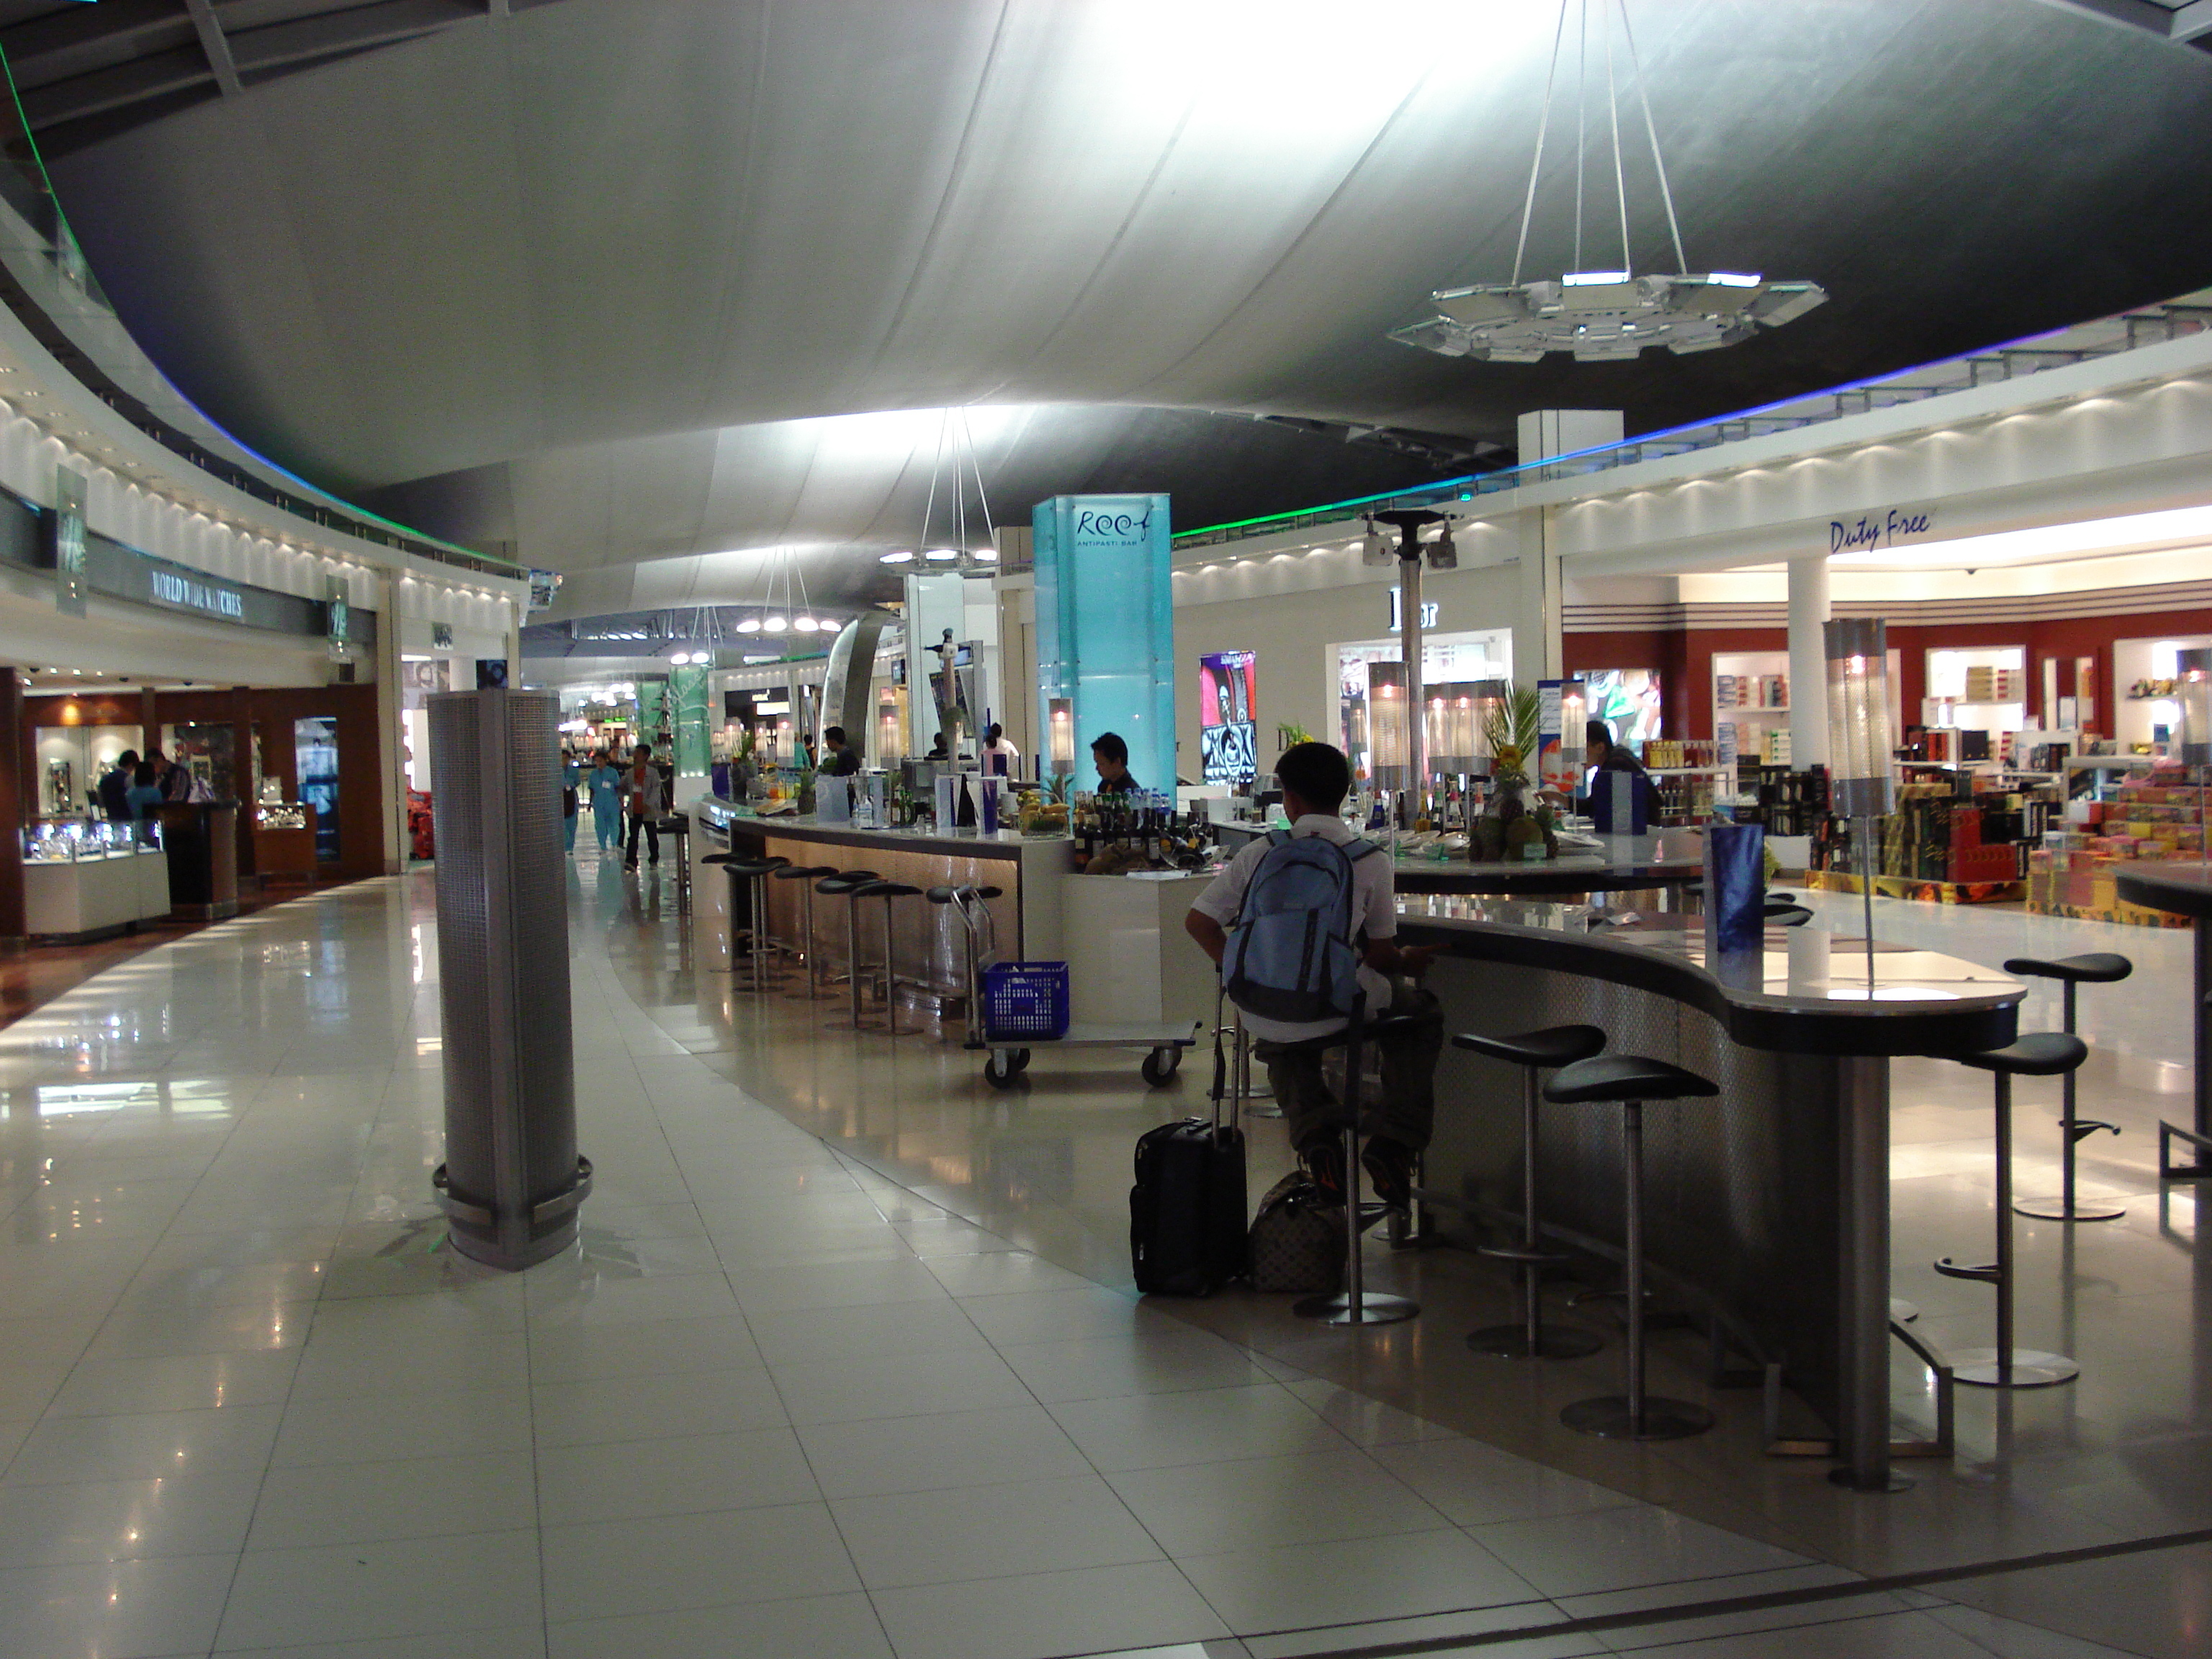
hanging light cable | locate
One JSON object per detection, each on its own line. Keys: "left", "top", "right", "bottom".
{"left": 1390, "top": 0, "right": 1825, "bottom": 364}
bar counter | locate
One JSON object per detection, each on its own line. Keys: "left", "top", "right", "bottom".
{"left": 1397, "top": 897, "right": 2023, "bottom": 1491}
{"left": 1218, "top": 820, "right": 1707, "bottom": 896}
{"left": 2112, "top": 865, "right": 2211, "bottom": 1165}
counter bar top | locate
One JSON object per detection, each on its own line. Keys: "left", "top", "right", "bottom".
{"left": 2116, "top": 863, "right": 2212, "bottom": 917}
{"left": 1396, "top": 897, "right": 2023, "bottom": 1057}
{"left": 2111, "top": 865, "right": 2212, "bottom": 1159}
{"left": 693, "top": 802, "right": 1066, "bottom": 865}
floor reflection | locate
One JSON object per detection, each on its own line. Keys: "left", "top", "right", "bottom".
{"left": 591, "top": 860, "right": 2212, "bottom": 1615}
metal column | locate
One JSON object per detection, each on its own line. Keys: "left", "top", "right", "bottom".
{"left": 1833, "top": 1053, "right": 1899, "bottom": 1491}
{"left": 428, "top": 689, "right": 591, "bottom": 1269}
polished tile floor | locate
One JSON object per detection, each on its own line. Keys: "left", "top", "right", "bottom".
{"left": 0, "top": 862, "right": 2191, "bottom": 1656}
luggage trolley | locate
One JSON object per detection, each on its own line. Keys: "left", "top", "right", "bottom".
{"left": 932, "top": 884, "right": 1199, "bottom": 1090}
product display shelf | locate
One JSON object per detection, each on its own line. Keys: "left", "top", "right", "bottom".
{"left": 2028, "top": 763, "right": 2212, "bottom": 926}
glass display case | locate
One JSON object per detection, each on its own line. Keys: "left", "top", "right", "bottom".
{"left": 257, "top": 804, "right": 310, "bottom": 832}
{"left": 24, "top": 819, "right": 153, "bottom": 862}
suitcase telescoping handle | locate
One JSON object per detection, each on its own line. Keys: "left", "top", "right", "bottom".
{"left": 1209, "top": 984, "right": 1244, "bottom": 1135}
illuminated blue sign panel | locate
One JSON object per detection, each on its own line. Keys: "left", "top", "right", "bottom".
{"left": 1033, "top": 494, "right": 1174, "bottom": 794}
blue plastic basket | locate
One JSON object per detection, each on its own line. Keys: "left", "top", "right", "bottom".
{"left": 981, "top": 960, "right": 1071, "bottom": 1042}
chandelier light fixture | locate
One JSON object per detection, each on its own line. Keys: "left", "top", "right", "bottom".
{"left": 742, "top": 549, "right": 827, "bottom": 642}
{"left": 1390, "top": 0, "right": 1825, "bottom": 364}
{"left": 878, "top": 409, "right": 999, "bottom": 570}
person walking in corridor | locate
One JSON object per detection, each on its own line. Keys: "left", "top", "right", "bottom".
{"left": 589, "top": 748, "right": 622, "bottom": 854}
{"left": 624, "top": 742, "right": 665, "bottom": 871}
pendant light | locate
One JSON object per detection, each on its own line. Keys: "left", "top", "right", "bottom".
{"left": 1391, "top": 0, "right": 1825, "bottom": 364}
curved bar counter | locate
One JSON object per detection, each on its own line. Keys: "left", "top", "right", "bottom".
{"left": 1396, "top": 897, "right": 2023, "bottom": 1491}
{"left": 2113, "top": 866, "right": 2212, "bottom": 1169}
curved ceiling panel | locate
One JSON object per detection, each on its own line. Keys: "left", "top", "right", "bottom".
{"left": 351, "top": 402, "right": 1504, "bottom": 592}
{"left": 29, "top": 0, "right": 2212, "bottom": 588}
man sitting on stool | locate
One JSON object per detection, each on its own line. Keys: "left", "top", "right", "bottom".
{"left": 1183, "top": 741, "right": 1442, "bottom": 1208}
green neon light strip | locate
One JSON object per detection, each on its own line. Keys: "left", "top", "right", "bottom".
{"left": 0, "top": 44, "right": 517, "bottom": 575}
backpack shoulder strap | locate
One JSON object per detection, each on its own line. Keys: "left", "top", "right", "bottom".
{"left": 1344, "top": 837, "right": 1383, "bottom": 862}
{"left": 1267, "top": 828, "right": 1291, "bottom": 848}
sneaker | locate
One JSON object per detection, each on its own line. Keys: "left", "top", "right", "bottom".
{"left": 1300, "top": 1138, "right": 1346, "bottom": 1202}
{"left": 624, "top": 860, "right": 637, "bottom": 872}
{"left": 1362, "top": 1137, "right": 1416, "bottom": 1211}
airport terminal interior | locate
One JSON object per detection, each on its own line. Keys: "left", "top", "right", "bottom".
{"left": 2, "top": 3, "right": 2212, "bottom": 1657}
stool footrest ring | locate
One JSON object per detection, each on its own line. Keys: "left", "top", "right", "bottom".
{"left": 1933, "top": 1256, "right": 2000, "bottom": 1284}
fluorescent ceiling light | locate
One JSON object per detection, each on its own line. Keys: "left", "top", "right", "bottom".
{"left": 1707, "top": 271, "right": 1762, "bottom": 287}
{"left": 1562, "top": 270, "right": 1631, "bottom": 286}
{"left": 735, "top": 618, "right": 761, "bottom": 634}
{"left": 879, "top": 550, "right": 914, "bottom": 564}
{"left": 925, "top": 548, "right": 959, "bottom": 562}
{"left": 793, "top": 616, "right": 819, "bottom": 633}
{"left": 1828, "top": 503, "right": 2212, "bottom": 569}
{"left": 763, "top": 616, "right": 788, "bottom": 633}
{"left": 974, "top": 548, "right": 999, "bottom": 562}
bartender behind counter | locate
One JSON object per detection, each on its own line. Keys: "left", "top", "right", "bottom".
{"left": 820, "top": 726, "right": 862, "bottom": 777}
{"left": 1580, "top": 717, "right": 1657, "bottom": 832}
{"left": 1091, "top": 731, "right": 1140, "bottom": 795}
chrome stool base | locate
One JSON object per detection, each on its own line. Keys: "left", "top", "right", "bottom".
{"left": 1469, "top": 1321, "right": 1602, "bottom": 1360}
{"left": 1293, "top": 1290, "right": 1419, "bottom": 1327}
{"left": 2012, "top": 1195, "right": 2124, "bottom": 1223}
{"left": 1951, "top": 1346, "right": 2080, "bottom": 1389}
{"left": 1560, "top": 1395, "right": 1714, "bottom": 1441}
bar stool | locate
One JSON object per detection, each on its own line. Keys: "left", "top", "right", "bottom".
{"left": 1451, "top": 1024, "right": 1607, "bottom": 1359}
{"left": 1293, "top": 1007, "right": 1432, "bottom": 1328}
{"left": 814, "top": 870, "right": 883, "bottom": 1029}
{"left": 773, "top": 864, "right": 840, "bottom": 997}
{"left": 852, "top": 879, "right": 924, "bottom": 1034}
{"left": 2000, "top": 953, "right": 2131, "bottom": 1222}
{"left": 1936, "top": 1031, "right": 2088, "bottom": 1388}
{"left": 702, "top": 853, "right": 788, "bottom": 987}
{"left": 1546, "top": 1053, "right": 1720, "bottom": 1441}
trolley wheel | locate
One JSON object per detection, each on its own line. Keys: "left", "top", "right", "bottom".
{"left": 1141, "top": 1047, "right": 1182, "bottom": 1087}
{"left": 984, "top": 1049, "right": 1030, "bottom": 1089}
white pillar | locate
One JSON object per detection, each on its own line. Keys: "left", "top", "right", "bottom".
{"left": 1788, "top": 555, "right": 1831, "bottom": 771}
{"left": 1511, "top": 412, "right": 1621, "bottom": 688}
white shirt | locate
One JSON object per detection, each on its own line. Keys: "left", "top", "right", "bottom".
{"left": 1189, "top": 814, "right": 1397, "bottom": 1044}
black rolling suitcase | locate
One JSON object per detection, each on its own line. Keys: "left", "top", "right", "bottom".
{"left": 1130, "top": 1012, "right": 1247, "bottom": 1296}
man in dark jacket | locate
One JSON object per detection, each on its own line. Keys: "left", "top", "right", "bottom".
{"left": 97, "top": 751, "right": 137, "bottom": 822}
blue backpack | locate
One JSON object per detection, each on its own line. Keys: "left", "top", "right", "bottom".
{"left": 1222, "top": 830, "right": 1381, "bottom": 1023}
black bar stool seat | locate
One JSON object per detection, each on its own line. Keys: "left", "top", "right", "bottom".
{"left": 2001, "top": 953, "right": 2131, "bottom": 985}
{"left": 1544, "top": 1052, "right": 1717, "bottom": 1442}
{"left": 1452, "top": 1023, "right": 1605, "bottom": 1361}
{"left": 1764, "top": 904, "right": 1816, "bottom": 928}
{"left": 1938, "top": 1031, "right": 2088, "bottom": 1390}
{"left": 1456, "top": 1024, "right": 1605, "bottom": 1070}
{"left": 1955, "top": 1033, "right": 2090, "bottom": 1077}
{"left": 1546, "top": 1053, "right": 1717, "bottom": 1105}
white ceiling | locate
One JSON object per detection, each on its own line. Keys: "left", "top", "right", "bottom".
{"left": 38, "top": 0, "right": 2212, "bottom": 614}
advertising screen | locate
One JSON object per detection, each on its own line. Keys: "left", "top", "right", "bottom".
{"left": 1199, "top": 651, "right": 1257, "bottom": 785}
